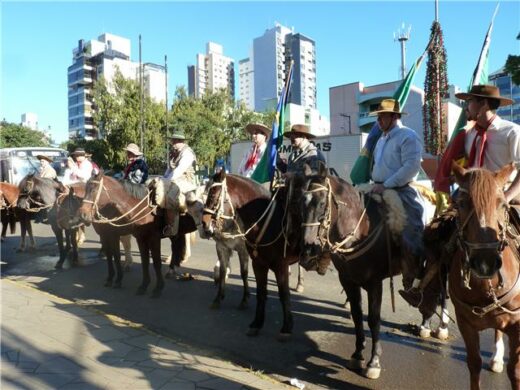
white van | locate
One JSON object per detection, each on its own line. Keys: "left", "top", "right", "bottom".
{"left": 0, "top": 147, "right": 68, "bottom": 185}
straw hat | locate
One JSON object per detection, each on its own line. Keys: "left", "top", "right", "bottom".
{"left": 125, "top": 143, "right": 143, "bottom": 156}
{"left": 369, "top": 99, "right": 407, "bottom": 116}
{"left": 283, "top": 124, "right": 316, "bottom": 139}
{"left": 36, "top": 155, "right": 53, "bottom": 163}
{"left": 455, "top": 84, "right": 513, "bottom": 107}
{"left": 245, "top": 123, "right": 271, "bottom": 137}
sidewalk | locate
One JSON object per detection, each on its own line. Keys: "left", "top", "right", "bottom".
{"left": 1, "top": 279, "right": 291, "bottom": 390}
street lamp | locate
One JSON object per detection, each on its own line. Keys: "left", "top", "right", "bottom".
{"left": 339, "top": 113, "right": 351, "bottom": 134}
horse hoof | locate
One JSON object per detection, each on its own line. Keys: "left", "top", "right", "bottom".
{"left": 210, "top": 301, "right": 221, "bottom": 310}
{"left": 419, "top": 326, "right": 432, "bottom": 339}
{"left": 434, "top": 327, "right": 449, "bottom": 341}
{"left": 246, "top": 328, "right": 260, "bottom": 337}
{"left": 277, "top": 332, "right": 291, "bottom": 342}
{"left": 490, "top": 360, "right": 504, "bottom": 373}
{"left": 364, "top": 366, "right": 381, "bottom": 380}
{"left": 346, "top": 358, "right": 365, "bottom": 370}
{"left": 295, "top": 284, "right": 304, "bottom": 293}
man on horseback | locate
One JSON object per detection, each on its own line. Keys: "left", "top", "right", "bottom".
{"left": 278, "top": 124, "right": 326, "bottom": 175}
{"left": 367, "top": 99, "right": 428, "bottom": 296}
{"left": 161, "top": 130, "right": 198, "bottom": 237}
{"left": 62, "top": 148, "right": 94, "bottom": 185}
{"left": 401, "top": 85, "right": 520, "bottom": 307}
{"left": 123, "top": 143, "right": 149, "bottom": 184}
{"left": 238, "top": 123, "right": 271, "bottom": 178}
{"left": 35, "top": 155, "right": 57, "bottom": 180}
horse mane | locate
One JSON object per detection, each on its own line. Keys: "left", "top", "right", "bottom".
{"left": 468, "top": 169, "right": 500, "bottom": 222}
{"left": 119, "top": 179, "right": 149, "bottom": 199}
{"left": 227, "top": 174, "right": 270, "bottom": 197}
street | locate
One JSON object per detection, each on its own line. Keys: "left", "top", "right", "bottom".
{"left": 1, "top": 222, "right": 511, "bottom": 389}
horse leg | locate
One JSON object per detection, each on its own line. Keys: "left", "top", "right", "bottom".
{"left": 150, "top": 236, "right": 164, "bottom": 298}
{"left": 136, "top": 238, "right": 150, "bottom": 295}
{"left": 210, "top": 243, "right": 231, "bottom": 309}
{"left": 295, "top": 265, "right": 305, "bottom": 293}
{"left": 490, "top": 330, "right": 504, "bottom": 373}
{"left": 102, "top": 236, "right": 115, "bottom": 287}
{"left": 69, "top": 228, "right": 79, "bottom": 266}
{"left": 1, "top": 210, "right": 7, "bottom": 240}
{"left": 113, "top": 236, "right": 123, "bottom": 289}
{"left": 248, "top": 260, "right": 268, "bottom": 336}
{"left": 344, "top": 282, "right": 365, "bottom": 370}
{"left": 166, "top": 235, "right": 181, "bottom": 279}
{"left": 237, "top": 244, "right": 250, "bottom": 310}
{"left": 274, "top": 262, "right": 293, "bottom": 339}
{"left": 364, "top": 281, "right": 383, "bottom": 380}
{"left": 458, "top": 317, "right": 482, "bottom": 390}
{"left": 120, "top": 234, "right": 132, "bottom": 272}
{"left": 506, "top": 326, "right": 520, "bottom": 388}
{"left": 27, "top": 218, "right": 35, "bottom": 249}
{"left": 53, "top": 222, "right": 66, "bottom": 269}
{"left": 17, "top": 215, "right": 27, "bottom": 252}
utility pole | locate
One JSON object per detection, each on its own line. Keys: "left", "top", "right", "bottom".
{"left": 394, "top": 23, "right": 411, "bottom": 80}
{"left": 139, "top": 34, "right": 144, "bottom": 155}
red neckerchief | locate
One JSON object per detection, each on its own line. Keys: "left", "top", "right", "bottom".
{"left": 244, "top": 145, "right": 260, "bottom": 171}
{"left": 124, "top": 159, "right": 137, "bottom": 178}
{"left": 467, "top": 115, "right": 496, "bottom": 167}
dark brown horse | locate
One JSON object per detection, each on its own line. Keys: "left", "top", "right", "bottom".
{"left": 201, "top": 170, "right": 304, "bottom": 337}
{"left": 78, "top": 171, "right": 164, "bottom": 297}
{"left": 448, "top": 163, "right": 520, "bottom": 390}
{"left": 298, "top": 163, "right": 427, "bottom": 380}
{"left": 0, "top": 181, "right": 35, "bottom": 251}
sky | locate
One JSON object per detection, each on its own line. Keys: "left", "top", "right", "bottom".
{"left": 1, "top": 0, "right": 519, "bottom": 144}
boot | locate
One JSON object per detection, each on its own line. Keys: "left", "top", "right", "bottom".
{"left": 163, "top": 209, "right": 179, "bottom": 237}
{"left": 399, "top": 287, "right": 423, "bottom": 308}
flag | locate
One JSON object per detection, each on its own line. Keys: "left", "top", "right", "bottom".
{"left": 350, "top": 42, "right": 431, "bottom": 185}
{"left": 433, "top": 4, "right": 499, "bottom": 193}
{"left": 251, "top": 62, "right": 294, "bottom": 183}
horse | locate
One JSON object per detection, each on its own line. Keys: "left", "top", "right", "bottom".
{"left": 0, "top": 182, "right": 35, "bottom": 251}
{"left": 17, "top": 174, "right": 78, "bottom": 268}
{"left": 202, "top": 170, "right": 309, "bottom": 337}
{"left": 447, "top": 162, "right": 520, "bottom": 389}
{"left": 298, "top": 162, "right": 435, "bottom": 379}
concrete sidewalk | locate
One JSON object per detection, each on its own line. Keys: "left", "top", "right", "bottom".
{"left": 1, "top": 279, "right": 291, "bottom": 390}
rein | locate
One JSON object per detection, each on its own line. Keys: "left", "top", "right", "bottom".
{"left": 82, "top": 177, "right": 157, "bottom": 227}
{"left": 19, "top": 178, "right": 56, "bottom": 213}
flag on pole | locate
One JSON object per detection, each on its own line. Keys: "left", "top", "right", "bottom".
{"left": 251, "top": 62, "right": 294, "bottom": 183}
{"left": 350, "top": 38, "right": 432, "bottom": 185}
{"left": 433, "top": 4, "right": 499, "bottom": 193}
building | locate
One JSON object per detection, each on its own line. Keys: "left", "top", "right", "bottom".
{"left": 490, "top": 68, "right": 520, "bottom": 124}
{"left": 285, "top": 33, "right": 317, "bottom": 110}
{"left": 21, "top": 113, "right": 38, "bottom": 130}
{"left": 187, "top": 42, "right": 235, "bottom": 99}
{"left": 68, "top": 33, "right": 166, "bottom": 140}
{"left": 285, "top": 104, "right": 329, "bottom": 136}
{"left": 238, "top": 53, "right": 254, "bottom": 110}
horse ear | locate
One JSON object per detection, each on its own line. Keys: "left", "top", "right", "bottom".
{"left": 451, "top": 160, "right": 466, "bottom": 184}
{"left": 495, "top": 163, "right": 515, "bottom": 188}
{"left": 318, "top": 161, "right": 327, "bottom": 177}
{"left": 303, "top": 163, "right": 312, "bottom": 177}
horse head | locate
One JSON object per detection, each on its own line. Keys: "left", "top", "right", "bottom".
{"left": 452, "top": 162, "right": 513, "bottom": 279}
{"left": 79, "top": 169, "right": 105, "bottom": 225}
{"left": 201, "top": 168, "right": 227, "bottom": 237}
{"left": 17, "top": 174, "right": 59, "bottom": 211}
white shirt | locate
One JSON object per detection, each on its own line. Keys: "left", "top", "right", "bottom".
{"left": 63, "top": 159, "right": 93, "bottom": 184}
{"left": 238, "top": 142, "right": 267, "bottom": 177}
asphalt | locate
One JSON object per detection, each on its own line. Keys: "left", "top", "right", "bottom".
{"left": 1, "top": 278, "right": 291, "bottom": 390}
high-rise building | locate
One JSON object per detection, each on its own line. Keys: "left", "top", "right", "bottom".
{"left": 250, "top": 23, "right": 317, "bottom": 113}
{"left": 187, "top": 42, "right": 235, "bottom": 99}
{"left": 68, "top": 33, "right": 166, "bottom": 140}
{"left": 490, "top": 67, "right": 520, "bottom": 124}
{"left": 238, "top": 52, "right": 254, "bottom": 110}
{"left": 21, "top": 112, "right": 38, "bottom": 130}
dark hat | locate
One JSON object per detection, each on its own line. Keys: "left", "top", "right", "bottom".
{"left": 455, "top": 84, "right": 514, "bottom": 107}
{"left": 245, "top": 123, "right": 271, "bottom": 137}
{"left": 70, "top": 148, "right": 86, "bottom": 157}
{"left": 283, "top": 124, "right": 316, "bottom": 139}
{"left": 169, "top": 131, "right": 186, "bottom": 141}
{"left": 369, "top": 99, "right": 407, "bottom": 116}
{"left": 36, "top": 155, "right": 53, "bottom": 163}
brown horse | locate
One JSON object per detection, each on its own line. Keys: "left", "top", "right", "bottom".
{"left": 298, "top": 163, "right": 430, "bottom": 380}
{"left": 449, "top": 163, "right": 520, "bottom": 390}
{"left": 78, "top": 171, "right": 164, "bottom": 297}
{"left": 201, "top": 170, "right": 304, "bottom": 337}
{"left": 0, "top": 182, "right": 35, "bottom": 251}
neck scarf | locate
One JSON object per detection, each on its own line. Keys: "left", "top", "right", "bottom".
{"left": 467, "top": 115, "right": 496, "bottom": 167}
{"left": 244, "top": 145, "right": 260, "bottom": 171}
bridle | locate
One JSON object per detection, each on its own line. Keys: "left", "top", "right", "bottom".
{"left": 18, "top": 177, "right": 56, "bottom": 212}
{"left": 203, "top": 178, "right": 237, "bottom": 226}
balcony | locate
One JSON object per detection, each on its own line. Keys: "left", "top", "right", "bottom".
{"left": 358, "top": 112, "right": 376, "bottom": 128}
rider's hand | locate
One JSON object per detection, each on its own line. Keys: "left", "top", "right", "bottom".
{"left": 371, "top": 183, "right": 386, "bottom": 194}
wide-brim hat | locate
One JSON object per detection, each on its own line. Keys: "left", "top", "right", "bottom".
{"left": 245, "top": 123, "right": 271, "bottom": 137}
{"left": 36, "top": 155, "right": 53, "bottom": 163}
{"left": 70, "top": 148, "right": 86, "bottom": 157}
{"left": 125, "top": 143, "right": 143, "bottom": 156}
{"left": 169, "top": 131, "right": 186, "bottom": 141}
{"left": 369, "top": 99, "right": 407, "bottom": 116}
{"left": 455, "top": 84, "right": 514, "bottom": 107}
{"left": 283, "top": 124, "right": 316, "bottom": 139}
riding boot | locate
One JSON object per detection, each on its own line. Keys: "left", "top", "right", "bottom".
{"left": 163, "top": 209, "right": 179, "bottom": 237}
{"left": 398, "top": 249, "right": 423, "bottom": 307}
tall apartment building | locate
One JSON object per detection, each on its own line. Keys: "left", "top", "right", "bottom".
{"left": 249, "top": 23, "right": 317, "bottom": 113}
{"left": 187, "top": 42, "right": 235, "bottom": 99}
{"left": 68, "top": 33, "right": 166, "bottom": 140}
{"left": 238, "top": 51, "right": 254, "bottom": 110}
{"left": 490, "top": 67, "right": 520, "bottom": 124}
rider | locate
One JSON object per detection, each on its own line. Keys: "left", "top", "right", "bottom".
{"left": 62, "top": 148, "right": 94, "bottom": 185}
{"left": 367, "top": 99, "right": 428, "bottom": 297}
{"left": 123, "top": 143, "right": 149, "bottom": 184}
{"left": 161, "top": 130, "right": 198, "bottom": 237}
{"left": 401, "top": 85, "right": 520, "bottom": 307}
{"left": 238, "top": 123, "right": 271, "bottom": 178}
{"left": 35, "top": 155, "right": 57, "bottom": 180}
{"left": 278, "top": 124, "right": 326, "bottom": 175}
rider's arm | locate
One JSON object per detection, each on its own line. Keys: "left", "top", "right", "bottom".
{"left": 171, "top": 152, "right": 195, "bottom": 180}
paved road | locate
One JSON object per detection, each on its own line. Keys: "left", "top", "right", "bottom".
{"left": 1, "top": 223, "right": 512, "bottom": 389}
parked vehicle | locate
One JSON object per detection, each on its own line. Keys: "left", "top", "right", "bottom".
{"left": 0, "top": 147, "right": 68, "bottom": 185}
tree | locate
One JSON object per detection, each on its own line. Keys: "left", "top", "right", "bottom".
{"left": 0, "top": 121, "right": 50, "bottom": 148}
{"left": 505, "top": 55, "right": 520, "bottom": 85}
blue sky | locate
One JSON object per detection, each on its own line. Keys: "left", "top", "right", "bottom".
{"left": 1, "top": 0, "right": 519, "bottom": 143}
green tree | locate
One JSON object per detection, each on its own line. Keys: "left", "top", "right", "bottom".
{"left": 505, "top": 55, "right": 520, "bottom": 85}
{"left": 0, "top": 121, "right": 50, "bottom": 148}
